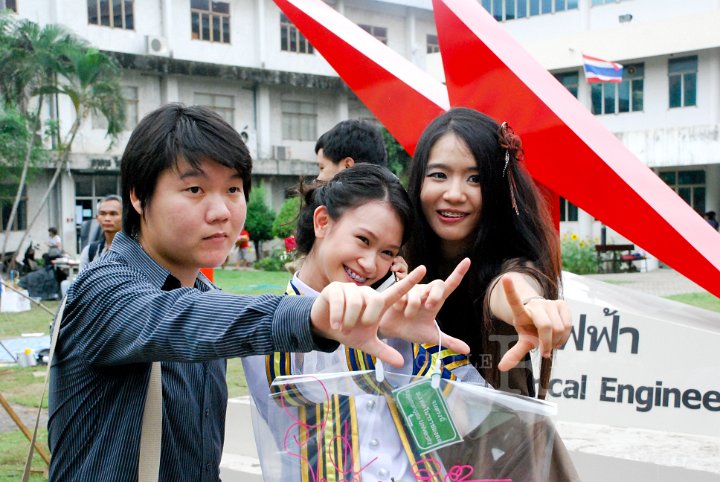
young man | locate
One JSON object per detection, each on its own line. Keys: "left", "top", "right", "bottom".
{"left": 315, "top": 119, "right": 387, "bottom": 181}
{"left": 79, "top": 194, "right": 123, "bottom": 271}
{"left": 48, "top": 104, "right": 468, "bottom": 481}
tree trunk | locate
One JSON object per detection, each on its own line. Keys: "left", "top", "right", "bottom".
{"left": 253, "top": 240, "right": 263, "bottom": 260}
{"left": 1, "top": 101, "right": 43, "bottom": 270}
{"left": 12, "top": 116, "right": 81, "bottom": 266}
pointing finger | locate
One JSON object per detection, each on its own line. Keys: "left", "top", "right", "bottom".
{"left": 501, "top": 275, "right": 529, "bottom": 319}
{"left": 381, "top": 265, "right": 426, "bottom": 307}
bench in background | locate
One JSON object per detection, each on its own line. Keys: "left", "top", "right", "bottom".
{"left": 595, "top": 244, "right": 647, "bottom": 273}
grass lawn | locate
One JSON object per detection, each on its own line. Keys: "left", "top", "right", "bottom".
{"left": 0, "top": 429, "right": 48, "bottom": 482}
{"left": 666, "top": 292, "right": 720, "bottom": 313}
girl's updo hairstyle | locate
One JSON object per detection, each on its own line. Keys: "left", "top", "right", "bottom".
{"left": 295, "top": 164, "right": 413, "bottom": 256}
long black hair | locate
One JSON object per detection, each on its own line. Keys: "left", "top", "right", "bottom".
{"left": 406, "top": 107, "right": 560, "bottom": 395}
{"left": 295, "top": 164, "right": 413, "bottom": 255}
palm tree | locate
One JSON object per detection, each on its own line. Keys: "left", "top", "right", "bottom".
{"left": 0, "top": 14, "right": 125, "bottom": 267}
{"left": 12, "top": 42, "right": 126, "bottom": 262}
{"left": 0, "top": 15, "right": 74, "bottom": 264}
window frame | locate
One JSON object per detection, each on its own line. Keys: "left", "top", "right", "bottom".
{"left": 559, "top": 197, "right": 578, "bottom": 222}
{"left": 87, "top": 0, "right": 134, "bottom": 30}
{"left": 668, "top": 56, "right": 698, "bottom": 108}
{"left": 190, "top": 0, "right": 231, "bottom": 44}
{"left": 426, "top": 34, "right": 440, "bottom": 54}
{"left": 554, "top": 71, "right": 579, "bottom": 98}
{"left": 591, "top": 63, "right": 644, "bottom": 115}
{"left": 0, "top": 183, "right": 27, "bottom": 232}
{"left": 658, "top": 169, "right": 706, "bottom": 213}
{"left": 281, "top": 100, "right": 317, "bottom": 142}
{"left": 481, "top": 0, "right": 578, "bottom": 21}
{"left": 194, "top": 92, "right": 235, "bottom": 127}
{"left": 359, "top": 24, "right": 388, "bottom": 45}
{"left": 280, "top": 13, "right": 314, "bottom": 54}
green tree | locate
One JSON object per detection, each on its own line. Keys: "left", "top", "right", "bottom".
{"left": 381, "top": 127, "right": 412, "bottom": 185}
{"left": 245, "top": 186, "right": 276, "bottom": 260}
{"left": 0, "top": 15, "right": 71, "bottom": 260}
{"left": 271, "top": 196, "right": 300, "bottom": 239}
{"left": 8, "top": 22, "right": 126, "bottom": 263}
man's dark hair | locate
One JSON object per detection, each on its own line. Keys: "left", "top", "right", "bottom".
{"left": 314, "top": 119, "right": 387, "bottom": 167}
{"left": 120, "top": 104, "right": 252, "bottom": 237}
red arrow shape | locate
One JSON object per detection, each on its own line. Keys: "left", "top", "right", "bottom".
{"left": 274, "top": 0, "right": 720, "bottom": 297}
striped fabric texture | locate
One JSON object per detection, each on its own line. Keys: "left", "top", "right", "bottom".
{"left": 48, "top": 231, "right": 329, "bottom": 481}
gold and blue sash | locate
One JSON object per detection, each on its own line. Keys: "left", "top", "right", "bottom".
{"left": 265, "top": 279, "right": 469, "bottom": 481}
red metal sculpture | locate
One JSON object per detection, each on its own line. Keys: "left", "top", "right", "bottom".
{"left": 273, "top": 0, "right": 720, "bottom": 297}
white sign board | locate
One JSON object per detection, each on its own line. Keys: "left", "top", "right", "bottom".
{"left": 552, "top": 272, "right": 720, "bottom": 438}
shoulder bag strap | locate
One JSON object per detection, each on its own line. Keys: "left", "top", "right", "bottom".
{"left": 138, "top": 361, "right": 162, "bottom": 481}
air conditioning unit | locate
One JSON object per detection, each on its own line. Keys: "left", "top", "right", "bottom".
{"left": 273, "top": 145, "right": 291, "bottom": 160}
{"left": 146, "top": 35, "right": 169, "bottom": 57}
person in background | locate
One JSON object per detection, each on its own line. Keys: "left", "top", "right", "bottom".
{"left": 314, "top": 119, "right": 407, "bottom": 280}
{"left": 235, "top": 228, "right": 251, "bottom": 267}
{"left": 45, "top": 227, "right": 62, "bottom": 259}
{"left": 315, "top": 119, "right": 387, "bottom": 182}
{"left": 704, "top": 211, "right": 719, "bottom": 231}
{"left": 79, "top": 195, "right": 123, "bottom": 271}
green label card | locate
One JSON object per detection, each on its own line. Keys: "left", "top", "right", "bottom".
{"left": 392, "top": 379, "right": 462, "bottom": 454}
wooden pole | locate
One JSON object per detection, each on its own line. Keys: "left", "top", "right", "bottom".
{"left": 0, "top": 392, "right": 51, "bottom": 466}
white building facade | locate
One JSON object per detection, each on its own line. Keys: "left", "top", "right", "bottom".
{"left": 3, "top": 0, "right": 719, "bottom": 264}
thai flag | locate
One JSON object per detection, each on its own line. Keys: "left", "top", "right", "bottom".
{"left": 582, "top": 54, "right": 623, "bottom": 83}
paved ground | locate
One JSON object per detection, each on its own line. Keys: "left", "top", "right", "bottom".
{"left": 0, "top": 401, "right": 47, "bottom": 434}
{"left": 582, "top": 267, "right": 708, "bottom": 297}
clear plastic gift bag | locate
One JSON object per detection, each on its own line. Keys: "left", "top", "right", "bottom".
{"left": 248, "top": 368, "right": 557, "bottom": 482}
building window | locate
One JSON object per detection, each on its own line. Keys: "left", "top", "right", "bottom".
{"left": 87, "top": 0, "right": 134, "bottom": 29}
{"left": 195, "top": 93, "right": 234, "bottom": 126}
{"left": 669, "top": 56, "right": 697, "bottom": 108}
{"left": 591, "top": 63, "right": 644, "bottom": 115}
{"left": 659, "top": 170, "right": 705, "bottom": 213}
{"left": 359, "top": 24, "right": 388, "bottom": 44}
{"left": 481, "top": 0, "right": 578, "bottom": 21}
{"left": 191, "top": 0, "right": 230, "bottom": 43}
{"left": 282, "top": 100, "right": 316, "bottom": 141}
{"left": 5, "top": 0, "right": 17, "bottom": 12}
{"left": 92, "top": 85, "right": 139, "bottom": 131}
{"left": 559, "top": 197, "right": 578, "bottom": 222}
{"left": 554, "top": 71, "right": 579, "bottom": 98}
{"left": 280, "top": 13, "right": 314, "bottom": 54}
{"left": 0, "top": 184, "right": 27, "bottom": 231}
{"left": 426, "top": 34, "right": 440, "bottom": 54}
